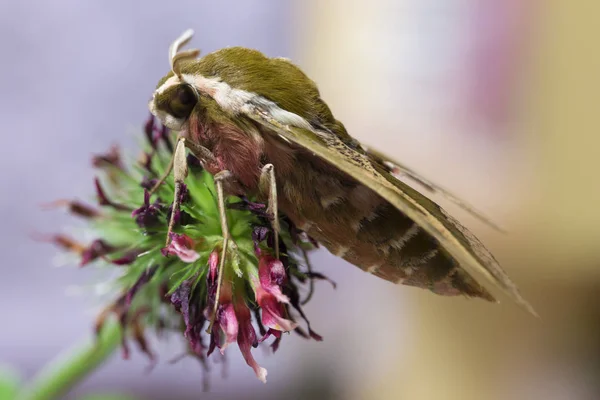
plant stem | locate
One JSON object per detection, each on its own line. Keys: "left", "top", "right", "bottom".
{"left": 17, "top": 318, "right": 121, "bottom": 400}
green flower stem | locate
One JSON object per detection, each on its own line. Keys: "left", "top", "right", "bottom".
{"left": 17, "top": 318, "right": 122, "bottom": 400}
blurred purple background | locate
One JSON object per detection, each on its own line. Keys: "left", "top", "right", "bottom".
{"left": 2, "top": 1, "right": 598, "bottom": 400}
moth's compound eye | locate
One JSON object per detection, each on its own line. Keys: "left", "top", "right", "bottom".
{"left": 167, "top": 84, "right": 197, "bottom": 119}
{"left": 177, "top": 84, "right": 196, "bottom": 105}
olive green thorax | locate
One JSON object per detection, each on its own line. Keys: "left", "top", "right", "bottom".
{"left": 155, "top": 47, "right": 355, "bottom": 143}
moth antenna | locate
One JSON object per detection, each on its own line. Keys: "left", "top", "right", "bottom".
{"left": 169, "top": 29, "right": 201, "bottom": 79}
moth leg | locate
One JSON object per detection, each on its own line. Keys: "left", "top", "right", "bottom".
{"left": 183, "top": 138, "right": 216, "bottom": 165}
{"left": 206, "top": 169, "right": 237, "bottom": 333}
{"left": 259, "top": 164, "right": 280, "bottom": 259}
{"left": 164, "top": 137, "right": 189, "bottom": 246}
{"left": 150, "top": 138, "right": 216, "bottom": 196}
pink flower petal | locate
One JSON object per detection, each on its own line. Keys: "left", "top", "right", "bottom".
{"left": 258, "top": 255, "right": 289, "bottom": 303}
{"left": 235, "top": 301, "right": 268, "bottom": 383}
{"left": 257, "top": 287, "right": 297, "bottom": 332}
{"left": 162, "top": 233, "right": 200, "bottom": 263}
{"left": 208, "top": 250, "right": 219, "bottom": 285}
{"left": 218, "top": 303, "right": 238, "bottom": 354}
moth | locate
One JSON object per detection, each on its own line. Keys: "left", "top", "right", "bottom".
{"left": 148, "top": 30, "right": 535, "bottom": 317}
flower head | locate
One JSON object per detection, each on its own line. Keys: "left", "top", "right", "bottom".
{"left": 44, "top": 117, "right": 331, "bottom": 385}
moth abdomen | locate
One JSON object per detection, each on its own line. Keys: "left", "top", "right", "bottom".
{"left": 274, "top": 162, "right": 495, "bottom": 301}
{"left": 361, "top": 203, "right": 493, "bottom": 299}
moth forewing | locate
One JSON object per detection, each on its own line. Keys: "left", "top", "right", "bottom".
{"left": 364, "top": 147, "right": 507, "bottom": 233}
{"left": 241, "top": 105, "right": 537, "bottom": 316}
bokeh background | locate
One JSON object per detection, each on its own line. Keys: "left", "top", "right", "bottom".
{"left": 1, "top": 0, "right": 599, "bottom": 399}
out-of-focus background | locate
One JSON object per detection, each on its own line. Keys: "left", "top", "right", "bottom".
{"left": 1, "top": 0, "right": 598, "bottom": 399}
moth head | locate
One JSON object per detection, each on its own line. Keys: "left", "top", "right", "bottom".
{"left": 149, "top": 29, "right": 201, "bottom": 130}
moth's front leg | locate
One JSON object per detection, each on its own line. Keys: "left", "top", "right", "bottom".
{"left": 149, "top": 136, "right": 216, "bottom": 196}
{"left": 183, "top": 137, "right": 217, "bottom": 165}
{"left": 165, "top": 138, "right": 189, "bottom": 246}
{"left": 165, "top": 137, "right": 218, "bottom": 245}
{"left": 259, "top": 164, "right": 280, "bottom": 259}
